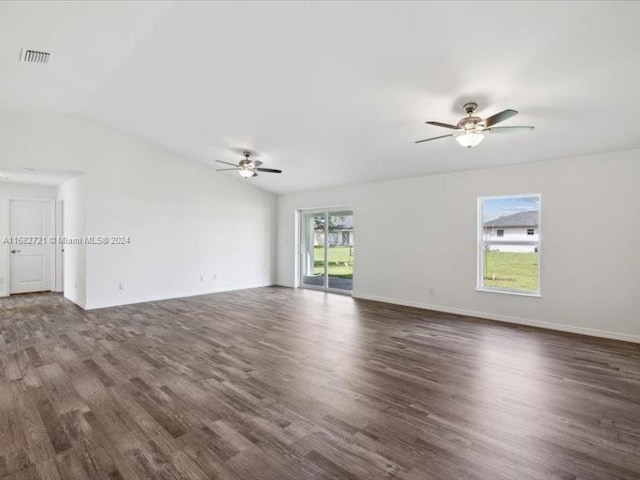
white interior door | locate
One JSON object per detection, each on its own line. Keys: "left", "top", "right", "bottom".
{"left": 10, "top": 199, "right": 53, "bottom": 294}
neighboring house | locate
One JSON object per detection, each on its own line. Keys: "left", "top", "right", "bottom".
{"left": 315, "top": 216, "right": 354, "bottom": 247}
{"left": 328, "top": 228, "right": 353, "bottom": 247}
{"left": 483, "top": 210, "right": 539, "bottom": 252}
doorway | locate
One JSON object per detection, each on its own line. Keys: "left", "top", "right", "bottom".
{"left": 9, "top": 199, "right": 54, "bottom": 294}
{"left": 300, "top": 208, "right": 354, "bottom": 293}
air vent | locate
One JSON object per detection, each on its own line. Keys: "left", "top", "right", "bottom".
{"left": 20, "top": 48, "right": 50, "bottom": 64}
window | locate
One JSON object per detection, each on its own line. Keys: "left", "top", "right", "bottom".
{"left": 478, "top": 194, "right": 541, "bottom": 295}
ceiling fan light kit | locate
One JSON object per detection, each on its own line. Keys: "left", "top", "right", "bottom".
{"left": 416, "top": 102, "right": 534, "bottom": 148}
{"left": 238, "top": 168, "right": 255, "bottom": 178}
{"left": 455, "top": 131, "right": 485, "bottom": 148}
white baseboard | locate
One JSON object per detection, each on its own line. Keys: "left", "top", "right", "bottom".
{"left": 84, "top": 283, "right": 275, "bottom": 310}
{"left": 352, "top": 293, "right": 640, "bottom": 344}
{"left": 63, "top": 294, "right": 87, "bottom": 310}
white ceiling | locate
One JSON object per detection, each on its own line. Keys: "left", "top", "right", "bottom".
{"left": 1, "top": 1, "right": 639, "bottom": 194}
{"left": 0, "top": 167, "right": 82, "bottom": 186}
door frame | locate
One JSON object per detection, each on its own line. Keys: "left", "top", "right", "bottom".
{"left": 52, "top": 199, "right": 65, "bottom": 293}
{"left": 7, "top": 197, "right": 57, "bottom": 295}
{"left": 54, "top": 199, "right": 64, "bottom": 292}
{"left": 297, "top": 206, "right": 354, "bottom": 295}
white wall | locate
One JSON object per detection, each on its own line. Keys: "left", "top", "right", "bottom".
{"left": 1, "top": 113, "right": 277, "bottom": 309}
{"left": 0, "top": 183, "right": 57, "bottom": 297}
{"left": 83, "top": 152, "right": 276, "bottom": 309}
{"left": 57, "top": 175, "right": 87, "bottom": 306}
{"left": 278, "top": 149, "right": 640, "bottom": 342}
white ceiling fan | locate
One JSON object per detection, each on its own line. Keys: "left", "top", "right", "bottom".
{"left": 215, "top": 151, "right": 282, "bottom": 178}
{"left": 416, "top": 103, "right": 534, "bottom": 148}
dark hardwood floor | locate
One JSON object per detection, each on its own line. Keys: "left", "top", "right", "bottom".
{"left": 1, "top": 287, "right": 639, "bottom": 479}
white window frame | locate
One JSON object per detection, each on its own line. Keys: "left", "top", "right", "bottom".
{"left": 477, "top": 193, "right": 542, "bottom": 297}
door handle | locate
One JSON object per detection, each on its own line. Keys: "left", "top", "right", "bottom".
{"left": 11, "top": 250, "right": 21, "bottom": 254}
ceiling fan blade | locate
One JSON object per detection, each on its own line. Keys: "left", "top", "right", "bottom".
{"left": 256, "top": 168, "right": 282, "bottom": 173}
{"left": 483, "top": 109, "right": 518, "bottom": 127}
{"left": 488, "top": 126, "right": 534, "bottom": 134}
{"left": 215, "top": 168, "right": 240, "bottom": 171}
{"left": 426, "top": 121, "right": 459, "bottom": 130}
{"left": 215, "top": 160, "right": 239, "bottom": 167}
{"left": 415, "top": 134, "right": 454, "bottom": 144}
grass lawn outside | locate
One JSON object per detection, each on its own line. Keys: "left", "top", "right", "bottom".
{"left": 311, "top": 247, "right": 536, "bottom": 289}
{"left": 483, "top": 251, "right": 538, "bottom": 292}
{"left": 314, "top": 246, "right": 354, "bottom": 279}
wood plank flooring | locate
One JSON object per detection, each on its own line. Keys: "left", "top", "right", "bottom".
{"left": 1, "top": 287, "right": 639, "bottom": 479}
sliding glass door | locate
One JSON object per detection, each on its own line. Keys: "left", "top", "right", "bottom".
{"left": 301, "top": 211, "right": 326, "bottom": 289}
{"left": 300, "top": 209, "right": 353, "bottom": 293}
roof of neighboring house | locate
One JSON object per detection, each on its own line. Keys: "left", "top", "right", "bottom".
{"left": 484, "top": 210, "right": 539, "bottom": 228}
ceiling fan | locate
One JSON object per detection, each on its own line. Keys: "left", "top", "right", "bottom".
{"left": 416, "top": 103, "right": 534, "bottom": 148}
{"left": 216, "top": 151, "right": 282, "bottom": 178}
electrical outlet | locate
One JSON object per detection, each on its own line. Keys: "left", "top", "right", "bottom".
{"left": 118, "top": 282, "right": 125, "bottom": 291}
{"left": 200, "top": 275, "right": 204, "bottom": 282}
{"left": 429, "top": 288, "right": 435, "bottom": 295}
{"left": 213, "top": 273, "right": 217, "bottom": 280}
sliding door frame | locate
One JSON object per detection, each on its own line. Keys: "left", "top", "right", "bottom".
{"left": 298, "top": 206, "right": 353, "bottom": 295}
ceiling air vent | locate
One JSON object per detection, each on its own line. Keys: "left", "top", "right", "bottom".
{"left": 20, "top": 48, "right": 50, "bottom": 64}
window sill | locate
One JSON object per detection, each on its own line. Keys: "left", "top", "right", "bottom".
{"left": 476, "top": 288, "right": 541, "bottom": 298}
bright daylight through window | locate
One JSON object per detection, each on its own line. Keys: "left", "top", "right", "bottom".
{"left": 478, "top": 194, "right": 541, "bottom": 295}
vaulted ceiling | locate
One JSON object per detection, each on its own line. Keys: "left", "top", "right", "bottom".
{"left": 1, "top": 1, "right": 639, "bottom": 193}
